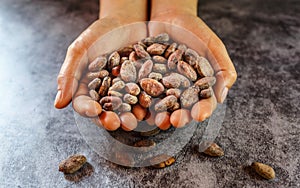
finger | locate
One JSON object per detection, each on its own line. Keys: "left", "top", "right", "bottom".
{"left": 72, "top": 82, "right": 102, "bottom": 117}
{"left": 207, "top": 35, "right": 237, "bottom": 103}
{"left": 191, "top": 93, "right": 217, "bottom": 122}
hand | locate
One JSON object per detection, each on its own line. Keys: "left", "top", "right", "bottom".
{"left": 149, "top": 1, "right": 237, "bottom": 122}
{"left": 54, "top": 0, "right": 147, "bottom": 118}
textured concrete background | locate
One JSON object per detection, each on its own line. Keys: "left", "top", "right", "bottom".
{"left": 0, "top": 0, "right": 299, "bottom": 187}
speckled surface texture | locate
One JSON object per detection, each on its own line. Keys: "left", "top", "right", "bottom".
{"left": 0, "top": 0, "right": 299, "bottom": 187}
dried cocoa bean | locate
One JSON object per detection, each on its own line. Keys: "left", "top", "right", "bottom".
{"left": 139, "top": 78, "right": 165, "bottom": 97}
{"left": 148, "top": 72, "right": 163, "bottom": 81}
{"left": 180, "top": 86, "right": 200, "bottom": 108}
{"left": 203, "top": 143, "right": 224, "bottom": 157}
{"left": 123, "top": 94, "right": 138, "bottom": 105}
{"left": 194, "top": 76, "right": 216, "bottom": 90}
{"left": 120, "top": 60, "right": 137, "bottom": 82}
{"left": 98, "top": 76, "right": 111, "bottom": 96}
{"left": 200, "top": 87, "right": 213, "bottom": 98}
{"left": 251, "top": 162, "right": 275, "bottom": 180}
{"left": 89, "top": 90, "right": 100, "bottom": 101}
{"left": 146, "top": 43, "right": 167, "bottom": 55}
{"left": 184, "top": 48, "right": 199, "bottom": 67}
{"left": 177, "top": 61, "right": 198, "bottom": 81}
{"left": 88, "top": 78, "right": 101, "bottom": 90}
{"left": 138, "top": 91, "right": 152, "bottom": 108}
{"left": 154, "top": 95, "right": 178, "bottom": 112}
{"left": 109, "top": 80, "right": 125, "bottom": 91}
{"left": 108, "top": 90, "right": 123, "bottom": 97}
{"left": 108, "top": 51, "right": 120, "bottom": 70}
{"left": 112, "top": 77, "right": 122, "bottom": 85}
{"left": 164, "top": 42, "right": 177, "bottom": 58}
{"left": 125, "top": 83, "right": 140, "bottom": 96}
{"left": 166, "top": 88, "right": 181, "bottom": 98}
{"left": 118, "top": 46, "right": 133, "bottom": 57}
{"left": 86, "top": 70, "right": 109, "bottom": 80}
{"left": 59, "top": 154, "right": 87, "bottom": 174}
{"left": 100, "top": 96, "right": 122, "bottom": 111}
{"left": 194, "top": 57, "right": 214, "bottom": 77}
{"left": 133, "top": 44, "right": 150, "bottom": 59}
{"left": 118, "top": 103, "right": 132, "bottom": 112}
{"left": 152, "top": 56, "right": 167, "bottom": 64}
{"left": 138, "top": 59, "right": 153, "bottom": 80}
{"left": 153, "top": 63, "right": 167, "bottom": 74}
{"left": 162, "top": 73, "right": 181, "bottom": 88}
{"left": 167, "top": 50, "right": 183, "bottom": 69}
{"left": 88, "top": 56, "right": 107, "bottom": 72}
{"left": 111, "top": 65, "right": 121, "bottom": 77}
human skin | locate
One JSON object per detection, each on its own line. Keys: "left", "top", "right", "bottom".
{"left": 54, "top": 0, "right": 147, "bottom": 117}
{"left": 54, "top": 0, "right": 237, "bottom": 124}
{"left": 149, "top": 0, "right": 237, "bottom": 121}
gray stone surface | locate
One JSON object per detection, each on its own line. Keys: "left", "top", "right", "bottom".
{"left": 0, "top": 0, "right": 299, "bottom": 187}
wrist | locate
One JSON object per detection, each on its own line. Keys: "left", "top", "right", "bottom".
{"left": 151, "top": 0, "right": 197, "bottom": 19}
{"left": 99, "top": 0, "right": 147, "bottom": 23}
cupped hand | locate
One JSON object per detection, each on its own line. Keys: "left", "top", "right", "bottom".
{"left": 54, "top": 17, "right": 147, "bottom": 117}
{"left": 149, "top": 12, "right": 237, "bottom": 122}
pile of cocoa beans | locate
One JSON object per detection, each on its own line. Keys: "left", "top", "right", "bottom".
{"left": 85, "top": 33, "right": 216, "bottom": 131}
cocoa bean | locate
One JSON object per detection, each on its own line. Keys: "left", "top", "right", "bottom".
{"left": 138, "top": 59, "right": 153, "bottom": 80}
{"left": 184, "top": 48, "right": 199, "bottom": 67}
{"left": 118, "top": 103, "right": 132, "bottom": 112}
{"left": 118, "top": 46, "right": 133, "bottom": 57}
{"left": 180, "top": 86, "right": 200, "bottom": 108}
{"left": 194, "top": 76, "right": 216, "bottom": 90}
{"left": 146, "top": 43, "right": 167, "bottom": 55}
{"left": 152, "top": 55, "right": 167, "bottom": 64}
{"left": 123, "top": 94, "right": 138, "bottom": 105}
{"left": 120, "top": 60, "right": 137, "bottom": 82}
{"left": 89, "top": 90, "right": 100, "bottom": 101}
{"left": 177, "top": 60, "right": 198, "bottom": 81}
{"left": 108, "top": 90, "right": 123, "bottom": 98}
{"left": 194, "top": 57, "right": 214, "bottom": 77}
{"left": 148, "top": 72, "right": 163, "bottom": 81}
{"left": 88, "top": 56, "right": 107, "bottom": 72}
{"left": 133, "top": 44, "right": 150, "bottom": 59}
{"left": 108, "top": 51, "right": 120, "bottom": 70}
{"left": 88, "top": 78, "right": 101, "bottom": 90}
{"left": 59, "top": 154, "right": 87, "bottom": 174}
{"left": 154, "top": 95, "right": 178, "bottom": 112}
{"left": 153, "top": 63, "right": 167, "bottom": 74}
{"left": 167, "top": 50, "right": 183, "bottom": 70}
{"left": 100, "top": 96, "right": 122, "bottom": 111}
{"left": 125, "top": 83, "right": 140, "bottom": 96}
{"left": 166, "top": 88, "right": 181, "bottom": 98}
{"left": 109, "top": 80, "right": 125, "bottom": 91}
{"left": 98, "top": 76, "right": 111, "bottom": 96}
{"left": 164, "top": 42, "right": 177, "bottom": 58}
{"left": 86, "top": 70, "right": 109, "bottom": 80}
{"left": 138, "top": 91, "right": 152, "bottom": 108}
{"left": 139, "top": 78, "right": 165, "bottom": 97}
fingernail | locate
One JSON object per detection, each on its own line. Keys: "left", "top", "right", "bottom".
{"left": 54, "top": 90, "right": 62, "bottom": 107}
{"left": 220, "top": 87, "right": 228, "bottom": 103}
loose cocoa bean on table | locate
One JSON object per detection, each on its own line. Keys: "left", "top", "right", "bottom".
{"left": 85, "top": 33, "right": 216, "bottom": 131}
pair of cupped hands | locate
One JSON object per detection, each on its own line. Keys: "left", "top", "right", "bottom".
{"left": 54, "top": 0, "right": 237, "bottom": 128}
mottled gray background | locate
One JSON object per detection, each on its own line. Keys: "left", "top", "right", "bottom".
{"left": 0, "top": 0, "right": 299, "bottom": 187}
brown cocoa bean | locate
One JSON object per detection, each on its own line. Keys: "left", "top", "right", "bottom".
{"left": 108, "top": 90, "right": 123, "bottom": 97}
{"left": 184, "top": 48, "right": 199, "bottom": 67}
{"left": 166, "top": 88, "right": 181, "bottom": 98}
{"left": 153, "top": 63, "right": 167, "bottom": 74}
{"left": 123, "top": 94, "right": 138, "bottom": 105}
{"left": 120, "top": 60, "right": 137, "bottom": 82}
{"left": 118, "top": 103, "right": 131, "bottom": 112}
{"left": 138, "top": 59, "right": 153, "bottom": 80}
{"left": 133, "top": 44, "right": 150, "bottom": 59}
{"left": 146, "top": 43, "right": 167, "bottom": 55}
{"left": 59, "top": 154, "right": 87, "bottom": 174}
{"left": 89, "top": 90, "right": 100, "bottom": 101}
{"left": 109, "top": 80, "right": 125, "bottom": 91}
{"left": 251, "top": 162, "right": 275, "bottom": 180}
{"left": 108, "top": 51, "right": 120, "bottom": 70}
{"left": 88, "top": 56, "right": 107, "bottom": 72}
{"left": 177, "top": 44, "right": 187, "bottom": 53}
{"left": 139, "top": 78, "right": 165, "bottom": 97}
{"left": 100, "top": 96, "right": 122, "bottom": 111}
{"left": 112, "top": 77, "right": 122, "bottom": 85}
{"left": 180, "top": 86, "right": 200, "bottom": 108}
{"left": 118, "top": 46, "right": 133, "bottom": 57}
{"left": 194, "top": 57, "right": 214, "bottom": 77}
{"left": 154, "top": 95, "right": 178, "bottom": 112}
{"left": 98, "top": 76, "right": 111, "bottom": 96}
{"left": 194, "top": 76, "right": 216, "bottom": 90}
{"left": 177, "top": 61, "right": 198, "bottom": 81}
{"left": 200, "top": 87, "right": 213, "bottom": 98}
{"left": 164, "top": 42, "right": 177, "bottom": 58}
{"left": 86, "top": 70, "right": 109, "bottom": 80}
{"left": 138, "top": 91, "right": 152, "bottom": 108}
{"left": 152, "top": 56, "right": 167, "bottom": 64}
{"left": 148, "top": 72, "right": 163, "bottom": 81}
{"left": 154, "top": 33, "right": 169, "bottom": 43}
{"left": 125, "top": 83, "right": 140, "bottom": 96}
{"left": 162, "top": 73, "right": 181, "bottom": 88}
{"left": 203, "top": 143, "right": 224, "bottom": 157}
{"left": 111, "top": 65, "right": 121, "bottom": 77}
{"left": 88, "top": 78, "right": 101, "bottom": 90}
